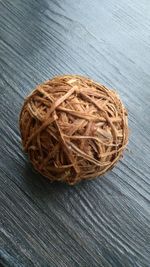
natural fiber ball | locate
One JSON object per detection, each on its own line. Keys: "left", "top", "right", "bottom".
{"left": 19, "top": 75, "right": 128, "bottom": 185}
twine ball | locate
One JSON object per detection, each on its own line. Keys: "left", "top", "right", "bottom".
{"left": 19, "top": 75, "right": 128, "bottom": 185}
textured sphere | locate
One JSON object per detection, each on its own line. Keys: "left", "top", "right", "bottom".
{"left": 19, "top": 75, "right": 128, "bottom": 185}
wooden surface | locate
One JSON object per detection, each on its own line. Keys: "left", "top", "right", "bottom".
{"left": 0, "top": 0, "right": 150, "bottom": 266}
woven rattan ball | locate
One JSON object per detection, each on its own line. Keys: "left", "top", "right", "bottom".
{"left": 19, "top": 75, "right": 128, "bottom": 185}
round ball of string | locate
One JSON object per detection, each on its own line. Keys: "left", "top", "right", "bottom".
{"left": 19, "top": 75, "right": 128, "bottom": 185}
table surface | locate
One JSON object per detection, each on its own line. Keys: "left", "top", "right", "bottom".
{"left": 0, "top": 0, "right": 150, "bottom": 266}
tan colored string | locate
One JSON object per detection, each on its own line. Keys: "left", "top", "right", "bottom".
{"left": 19, "top": 75, "right": 128, "bottom": 185}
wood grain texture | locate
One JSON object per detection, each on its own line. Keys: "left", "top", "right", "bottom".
{"left": 0, "top": 0, "right": 150, "bottom": 266}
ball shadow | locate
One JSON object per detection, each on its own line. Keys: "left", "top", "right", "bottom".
{"left": 22, "top": 160, "right": 89, "bottom": 204}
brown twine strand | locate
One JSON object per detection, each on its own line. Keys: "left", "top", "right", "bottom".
{"left": 19, "top": 75, "right": 128, "bottom": 185}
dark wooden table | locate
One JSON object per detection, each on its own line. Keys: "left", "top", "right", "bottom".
{"left": 0, "top": 0, "right": 150, "bottom": 266}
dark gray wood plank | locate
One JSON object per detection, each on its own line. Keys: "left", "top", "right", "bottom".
{"left": 0, "top": 0, "right": 150, "bottom": 266}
